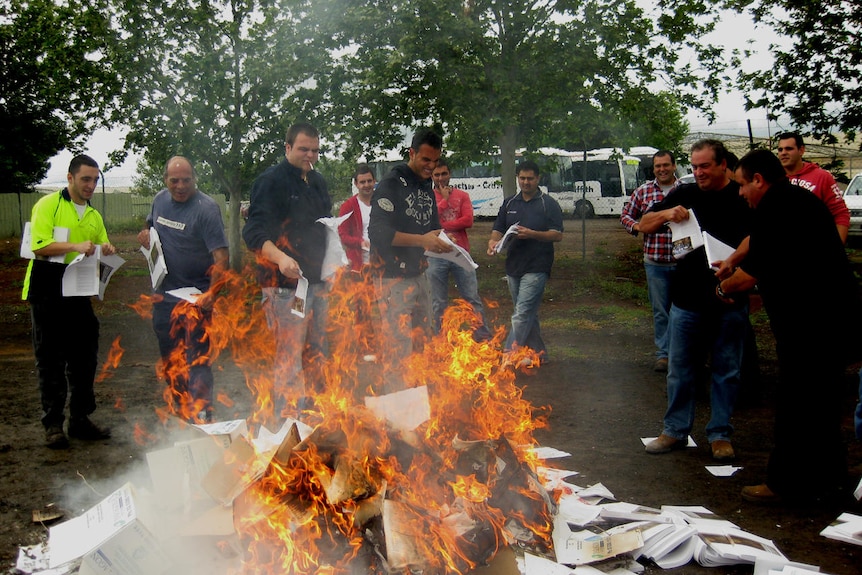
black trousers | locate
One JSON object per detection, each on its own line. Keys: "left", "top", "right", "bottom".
{"left": 30, "top": 297, "right": 99, "bottom": 428}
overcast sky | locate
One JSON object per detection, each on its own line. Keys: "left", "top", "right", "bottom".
{"left": 41, "top": 8, "right": 785, "bottom": 186}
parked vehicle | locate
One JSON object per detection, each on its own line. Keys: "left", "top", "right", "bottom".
{"left": 843, "top": 174, "right": 862, "bottom": 237}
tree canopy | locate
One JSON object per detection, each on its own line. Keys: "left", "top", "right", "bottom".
{"left": 108, "top": 0, "right": 335, "bottom": 268}
{"left": 0, "top": 0, "right": 121, "bottom": 193}
{"left": 730, "top": 0, "right": 862, "bottom": 144}
{"left": 311, "top": 0, "right": 723, "bottom": 196}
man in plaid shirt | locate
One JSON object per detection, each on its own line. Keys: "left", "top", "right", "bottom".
{"left": 620, "top": 150, "right": 680, "bottom": 372}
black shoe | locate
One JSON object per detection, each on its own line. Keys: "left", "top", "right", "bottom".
{"left": 68, "top": 417, "right": 111, "bottom": 440}
{"left": 45, "top": 425, "right": 69, "bottom": 449}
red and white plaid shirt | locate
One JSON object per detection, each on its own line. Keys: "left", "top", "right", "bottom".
{"left": 620, "top": 179, "right": 679, "bottom": 264}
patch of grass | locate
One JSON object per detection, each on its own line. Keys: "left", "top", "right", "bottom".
{"left": 116, "top": 267, "right": 150, "bottom": 278}
{"left": 107, "top": 217, "right": 147, "bottom": 234}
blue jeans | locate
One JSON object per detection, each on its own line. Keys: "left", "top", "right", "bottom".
{"left": 644, "top": 259, "right": 675, "bottom": 359}
{"left": 376, "top": 275, "right": 433, "bottom": 391}
{"left": 426, "top": 257, "right": 488, "bottom": 336}
{"left": 505, "top": 272, "right": 548, "bottom": 355}
{"left": 262, "top": 283, "right": 329, "bottom": 412}
{"left": 153, "top": 300, "right": 214, "bottom": 415}
{"left": 664, "top": 303, "right": 747, "bottom": 443}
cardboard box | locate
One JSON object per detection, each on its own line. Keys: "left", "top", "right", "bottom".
{"left": 48, "top": 483, "right": 172, "bottom": 574}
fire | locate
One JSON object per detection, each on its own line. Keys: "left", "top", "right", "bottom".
{"left": 131, "top": 264, "right": 555, "bottom": 573}
{"left": 95, "top": 336, "right": 124, "bottom": 384}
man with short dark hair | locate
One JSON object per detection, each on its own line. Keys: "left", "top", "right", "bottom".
{"left": 243, "top": 122, "right": 332, "bottom": 418}
{"left": 776, "top": 131, "right": 849, "bottom": 243}
{"left": 137, "top": 156, "right": 228, "bottom": 422}
{"left": 427, "top": 158, "right": 491, "bottom": 341}
{"left": 23, "top": 154, "right": 117, "bottom": 448}
{"left": 720, "top": 148, "right": 860, "bottom": 503}
{"left": 369, "top": 128, "right": 452, "bottom": 381}
{"left": 640, "top": 140, "right": 752, "bottom": 461}
{"left": 487, "top": 160, "right": 564, "bottom": 365}
{"left": 339, "top": 164, "right": 375, "bottom": 273}
{"left": 621, "top": 150, "right": 679, "bottom": 372}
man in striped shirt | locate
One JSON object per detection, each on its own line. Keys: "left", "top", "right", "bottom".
{"left": 621, "top": 150, "right": 680, "bottom": 372}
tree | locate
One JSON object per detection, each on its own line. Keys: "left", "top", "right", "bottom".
{"left": 312, "top": 0, "right": 726, "bottom": 198}
{"left": 108, "top": 0, "right": 333, "bottom": 269}
{"left": 730, "top": 0, "right": 862, "bottom": 144}
{"left": 0, "top": 0, "right": 121, "bottom": 193}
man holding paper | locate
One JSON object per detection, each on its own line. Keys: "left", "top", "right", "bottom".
{"left": 137, "top": 156, "right": 228, "bottom": 422}
{"left": 22, "top": 154, "right": 116, "bottom": 449}
{"left": 487, "top": 160, "right": 564, "bottom": 365}
{"left": 369, "top": 128, "right": 451, "bottom": 377}
{"left": 426, "top": 158, "right": 491, "bottom": 341}
{"left": 639, "top": 140, "right": 752, "bottom": 461}
{"left": 243, "top": 122, "right": 333, "bottom": 418}
{"left": 719, "top": 149, "right": 860, "bottom": 503}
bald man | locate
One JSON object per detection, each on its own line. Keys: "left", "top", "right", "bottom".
{"left": 138, "top": 156, "right": 228, "bottom": 422}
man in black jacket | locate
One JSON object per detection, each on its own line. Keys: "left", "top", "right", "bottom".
{"left": 368, "top": 128, "right": 452, "bottom": 387}
{"left": 719, "top": 149, "right": 860, "bottom": 503}
{"left": 242, "top": 122, "right": 332, "bottom": 419}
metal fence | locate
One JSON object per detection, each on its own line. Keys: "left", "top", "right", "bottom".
{"left": 0, "top": 191, "right": 227, "bottom": 237}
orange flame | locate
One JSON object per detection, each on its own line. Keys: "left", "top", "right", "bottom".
{"left": 95, "top": 336, "right": 124, "bottom": 384}
{"left": 127, "top": 260, "right": 554, "bottom": 572}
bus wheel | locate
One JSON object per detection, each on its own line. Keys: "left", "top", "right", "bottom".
{"left": 574, "top": 200, "right": 595, "bottom": 219}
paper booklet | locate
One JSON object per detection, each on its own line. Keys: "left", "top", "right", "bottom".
{"left": 424, "top": 230, "right": 479, "bottom": 272}
{"left": 668, "top": 211, "right": 737, "bottom": 268}
{"left": 316, "top": 213, "right": 351, "bottom": 281}
{"left": 61, "top": 245, "right": 126, "bottom": 300}
{"left": 494, "top": 221, "right": 520, "bottom": 254}
{"left": 668, "top": 209, "right": 703, "bottom": 259}
{"left": 140, "top": 226, "right": 168, "bottom": 290}
{"left": 703, "top": 231, "right": 735, "bottom": 270}
{"left": 20, "top": 222, "right": 69, "bottom": 264}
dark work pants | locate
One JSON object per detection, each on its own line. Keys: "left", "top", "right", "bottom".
{"left": 31, "top": 297, "right": 99, "bottom": 428}
{"left": 152, "top": 300, "right": 214, "bottom": 413}
{"left": 767, "top": 342, "right": 846, "bottom": 499}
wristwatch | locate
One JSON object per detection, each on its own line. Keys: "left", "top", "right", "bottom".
{"left": 716, "top": 283, "right": 728, "bottom": 298}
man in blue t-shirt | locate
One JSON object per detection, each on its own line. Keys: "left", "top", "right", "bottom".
{"left": 487, "top": 160, "right": 564, "bottom": 366}
{"left": 137, "top": 156, "right": 228, "bottom": 422}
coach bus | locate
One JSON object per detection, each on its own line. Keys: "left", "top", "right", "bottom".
{"left": 355, "top": 147, "right": 655, "bottom": 218}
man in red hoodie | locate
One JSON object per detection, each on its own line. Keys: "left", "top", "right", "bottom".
{"left": 427, "top": 159, "right": 491, "bottom": 341}
{"left": 776, "top": 132, "right": 849, "bottom": 243}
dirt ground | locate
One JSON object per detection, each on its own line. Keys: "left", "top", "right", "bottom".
{"left": 0, "top": 219, "right": 860, "bottom": 574}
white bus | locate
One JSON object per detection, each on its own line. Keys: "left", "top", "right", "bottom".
{"left": 449, "top": 147, "right": 647, "bottom": 218}
{"left": 355, "top": 146, "right": 661, "bottom": 218}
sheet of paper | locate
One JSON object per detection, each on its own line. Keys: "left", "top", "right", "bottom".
{"left": 705, "top": 465, "right": 743, "bottom": 477}
{"left": 316, "top": 214, "right": 351, "bottom": 280}
{"left": 290, "top": 274, "right": 309, "bottom": 318}
{"left": 166, "top": 287, "right": 203, "bottom": 304}
{"left": 494, "top": 221, "right": 520, "bottom": 254}
{"left": 364, "top": 386, "right": 431, "bottom": 432}
{"left": 424, "top": 231, "right": 479, "bottom": 271}
{"left": 140, "top": 226, "right": 168, "bottom": 289}
{"left": 523, "top": 551, "right": 575, "bottom": 575}
{"left": 641, "top": 435, "right": 697, "bottom": 448}
{"left": 703, "top": 231, "right": 735, "bottom": 270}
{"left": 526, "top": 446, "right": 571, "bottom": 459}
{"left": 61, "top": 249, "right": 98, "bottom": 297}
{"left": 668, "top": 209, "right": 703, "bottom": 259}
{"left": 97, "top": 252, "right": 125, "bottom": 301}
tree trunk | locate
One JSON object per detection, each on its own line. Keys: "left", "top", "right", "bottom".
{"left": 228, "top": 185, "right": 243, "bottom": 272}
{"left": 499, "top": 125, "right": 518, "bottom": 199}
